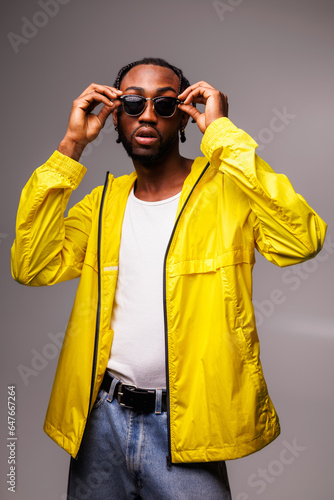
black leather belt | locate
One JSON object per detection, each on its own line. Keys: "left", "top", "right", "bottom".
{"left": 101, "top": 371, "right": 167, "bottom": 413}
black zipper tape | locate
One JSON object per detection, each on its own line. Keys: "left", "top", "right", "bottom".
{"left": 88, "top": 171, "right": 110, "bottom": 413}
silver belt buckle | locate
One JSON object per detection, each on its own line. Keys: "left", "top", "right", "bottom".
{"left": 117, "top": 383, "right": 137, "bottom": 409}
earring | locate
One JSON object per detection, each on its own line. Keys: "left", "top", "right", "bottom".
{"left": 180, "top": 128, "right": 186, "bottom": 143}
{"left": 115, "top": 126, "right": 121, "bottom": 144}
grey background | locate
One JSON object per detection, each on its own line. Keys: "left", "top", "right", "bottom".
{"left": 1, "top": 0, "right": 333, "bottom": 499}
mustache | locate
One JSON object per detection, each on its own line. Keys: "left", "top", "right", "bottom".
{"left": 131, "top": 125, "right": 162, "bottom": 142}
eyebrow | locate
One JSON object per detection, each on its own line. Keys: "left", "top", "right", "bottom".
{"left": 124, "top": 86, "right": 177, "bottom": 94}
{"left": 156, "top": 86, "right": 177, "bottom": 94}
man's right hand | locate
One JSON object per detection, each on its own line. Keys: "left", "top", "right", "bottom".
{"left": 58, "top": 83, "right": 123, "bottom": 161}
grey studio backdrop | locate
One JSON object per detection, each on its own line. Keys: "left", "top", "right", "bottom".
{"left": 1, "top": 0, "right": 333, "bottom": 499}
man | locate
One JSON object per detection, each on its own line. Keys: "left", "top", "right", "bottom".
{"left": 11, "top": 57, "right": 327, "bottom": 499}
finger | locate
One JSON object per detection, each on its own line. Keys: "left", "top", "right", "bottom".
{"left": 178, "top": 103, "right": 202, "bottom": 121}
{"left": 97, "top": 98, "right": 123, "bottom": 126}
{"left": 86, "top": 100, "right": 120, "bottom": 120}
{"left": 79, "top": 83, "right": 122, "bottom": 98}
{"left": 100, "top": 86, "right": 123, "bottom": 103}
{"left": 225, "top": 98, "right": 229, "bottom": 118}
{"left": 104, "top": 99, "right": 122, "bottom": 110}
{"left": 184, "top": 94, "right": 207, "bottom": 105}
{"left": 96, "top": 104, "right": 115, "bottom": 127}
{"left": 77, "top": 90, "right": 118, "bottom": 111}
{"left": 181, "top": 87, "right": 217, "bottom": 106}
{"left": 179, "top": 80, "right": 215, "bottom": 94}
{"left": 78, "top": 85, "right": 122, "bottom": 107}
{"left": 178, "top": 81, "right": 215, "bottom": 99}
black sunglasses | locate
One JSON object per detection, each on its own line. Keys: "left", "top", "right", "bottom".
{"left": 119, "top": 95, "right": 182, "bottom": 118}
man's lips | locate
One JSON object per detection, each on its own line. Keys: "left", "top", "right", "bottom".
{"left": 134, "top": 127, "right": 159, "bottom": 146}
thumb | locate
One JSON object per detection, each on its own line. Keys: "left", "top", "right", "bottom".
{"left": 178, "top": 103, "right": 201, "bottom": 122}
{"left": 97, "top": 103, "right": 116, "bottom": 129}
{"left": 178, "top": 103, "right": 205, "bottom": 133}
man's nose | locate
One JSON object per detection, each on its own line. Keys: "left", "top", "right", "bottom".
{"left": 138, "top": 99, "right": 158, "bottom": 123}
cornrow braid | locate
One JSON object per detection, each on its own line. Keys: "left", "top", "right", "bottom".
{"left": 113, "top": 57, "right": 190, "bottom": 94}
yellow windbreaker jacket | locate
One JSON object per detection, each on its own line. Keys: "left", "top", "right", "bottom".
{"left": 11, "top": 118, "right": 327, "bottom": 463}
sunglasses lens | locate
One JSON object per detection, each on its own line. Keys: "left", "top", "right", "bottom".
{"left": 122, "top": 96, "right": 145, "bottom": 116}
{"left": 154, "top": 97, "right": 177, "bottom": 117}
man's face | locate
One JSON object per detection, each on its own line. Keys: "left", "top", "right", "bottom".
{"left": 114, "top": 64, "right": 185, "bottom": 166}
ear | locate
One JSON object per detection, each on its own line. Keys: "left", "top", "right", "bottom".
{"left": 180, "top": 111, "right": 190, "bottom": 130}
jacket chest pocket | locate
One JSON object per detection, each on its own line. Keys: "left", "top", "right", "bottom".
{"left": 166, "top": 248, "right": 256, "bottom": 356}
{"left": 168, "top": 247, "right": 254, "bottom": 278}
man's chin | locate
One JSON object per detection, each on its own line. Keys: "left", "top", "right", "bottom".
{"left": 120, "top": 139, "right": 155, "bottom": 163}
{"left": 127, "top": 151, "right": 164, "bottom": 167}
{"left": 121, "top": 142, "right": 172, "bottom": 167}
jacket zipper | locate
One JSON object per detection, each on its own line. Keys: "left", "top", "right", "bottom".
{"left": 163, "top": 162, "right": 210, "bottom": 467}
{"left": 88, "top": 171, "right": 110, "bottom": 413}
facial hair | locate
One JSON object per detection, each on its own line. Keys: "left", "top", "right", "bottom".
{"left": 117, "top": 123, "right": 179, "bottom": 167}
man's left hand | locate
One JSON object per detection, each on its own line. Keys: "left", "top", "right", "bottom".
{"left": 178, "top": 81, "right": 228, "bottom": 134}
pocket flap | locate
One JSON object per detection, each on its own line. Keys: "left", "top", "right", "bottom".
{"left": 168, "top": 248, "right": 254, "bottom": 276}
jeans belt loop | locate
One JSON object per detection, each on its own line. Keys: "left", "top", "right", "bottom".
{"left": 155, "top": 388, "right": 163, "bottom": 415}
{"left": 107, "top": 375, "right": 120, "bottom": 402}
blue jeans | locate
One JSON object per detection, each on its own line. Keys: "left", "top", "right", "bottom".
{"left": 67, "top": 387, "right": 231, "bottom": 500}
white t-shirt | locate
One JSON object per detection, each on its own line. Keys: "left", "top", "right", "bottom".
{"left": 107, "top": 188, "right": 180, "bottom": 388}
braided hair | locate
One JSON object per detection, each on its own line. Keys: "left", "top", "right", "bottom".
{"left": 113, "top": 57, "right": 190, "bottom": 94}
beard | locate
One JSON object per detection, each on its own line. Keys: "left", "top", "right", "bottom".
{"left": 117, "top": 124, "right": 178, "bottom": 167}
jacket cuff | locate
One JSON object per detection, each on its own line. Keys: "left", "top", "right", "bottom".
{"left": 200, "top": 117, "right": 258, "bottom": 163}
{"left": 45, "top": 150, "right": 87, "bottom": 188}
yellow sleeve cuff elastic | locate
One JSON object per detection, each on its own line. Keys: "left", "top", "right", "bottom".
{"left": 200, "top": 117, "right": 258, "bottom": 162}
{"left": 45, "top": 150, "right": 87, "bottom": 189}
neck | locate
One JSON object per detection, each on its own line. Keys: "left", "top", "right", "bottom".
{"left": 132, "top": 147, "right": 193, "bottom": 202}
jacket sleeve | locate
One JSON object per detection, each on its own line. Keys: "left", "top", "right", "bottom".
{"left": 11, "top": 150, "right": 98, "bottom": 286}
{"left": 201, "top": 117, "right": 327, "bottom": 267}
